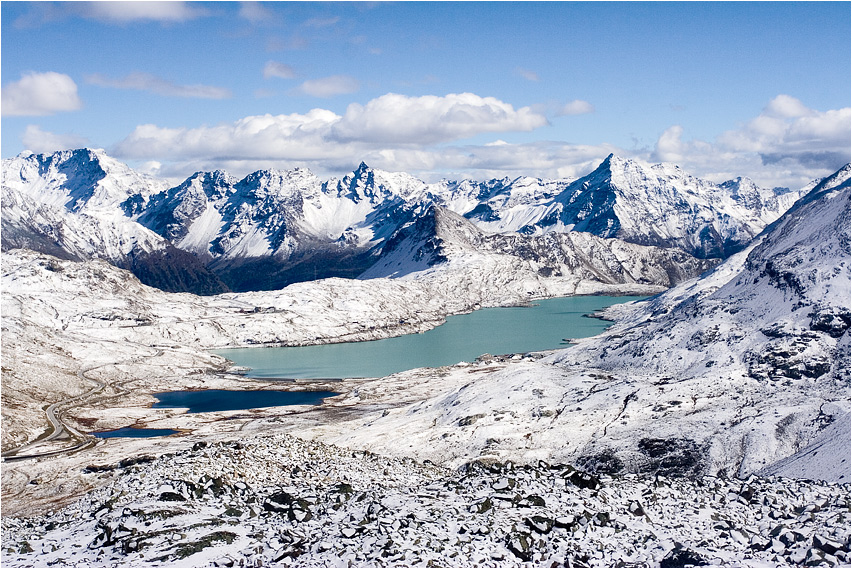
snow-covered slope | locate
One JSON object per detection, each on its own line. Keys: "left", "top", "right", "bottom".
{"left": 323, "top": 164, "right": 851, "bottom": 482}
{"left": 136, "top": 163, "right": 424, "bottom": 291}
{"left": 499, "top": 155, "right": 802, "bottom": 258}
{"left": 2, "top": 148, "right": 166, "bottom": 213}
{"left": 413, "top": 158, "right": 799, "bottom": 261}
{"left": 1, "top": 150, "right": 227, "bottom": 294}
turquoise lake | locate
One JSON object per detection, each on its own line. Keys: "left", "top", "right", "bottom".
{"left": 215, "top": 295, "right": 647, "bottom": 380}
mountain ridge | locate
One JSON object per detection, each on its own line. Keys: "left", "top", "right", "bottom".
{"left": 2, "top": 148, "right": 832, "bottom": 293}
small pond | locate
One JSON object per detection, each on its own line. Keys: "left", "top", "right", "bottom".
{"left": 94, "top": 427, "right": 180, "bottom": 438}
{"left": 151, "top": 389, "right": 339, "bottom": 414}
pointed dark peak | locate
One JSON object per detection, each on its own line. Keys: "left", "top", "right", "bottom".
{"left": 580, "top": 153, "right": 620, "bottom": 182}
{"left": 347, "top": 161, "right": 372, "bottom": 181}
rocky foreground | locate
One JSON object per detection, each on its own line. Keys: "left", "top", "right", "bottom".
{"left": 2, "top": 434, "right": 849, "bottom": 568}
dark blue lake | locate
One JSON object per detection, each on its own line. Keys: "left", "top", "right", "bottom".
{"left": 215, "top": 295, "right": 647, "bottom": 380}
{"left": 94, "top": 427, "right": 180, "bottom": 438}
{"left": 151, "top": 389, "right": 339, "bottom": 413}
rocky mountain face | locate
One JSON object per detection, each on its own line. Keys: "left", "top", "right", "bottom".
{"left": 1, "top": 150, "right": 228, "bottom": 294}
{"left": 542, "top": 155, "right": 800, "bottom": 258}
{"left": 135, "top": 163, "right": 426, "bottom": 291}
{"left": 1, "top": 149, "right": 812, "bottom": 293}
{"left": 362, "top": 205, "right": 718, "bottom": 286}
{"left": 447, "top": 155, "right": 801, "bottom": 259}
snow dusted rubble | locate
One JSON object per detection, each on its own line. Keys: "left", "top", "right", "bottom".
{"left": 314, "top": 164, "right": 851, "bottom": 484}
{"left": 2, "top": 434, "right": 849, "bottom": 568}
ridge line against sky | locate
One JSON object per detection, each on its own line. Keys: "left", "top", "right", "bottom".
{"left": 1, "top": 1, "right": 850, "bottom": 189}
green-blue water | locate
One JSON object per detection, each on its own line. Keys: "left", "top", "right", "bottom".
{"left": 215, "top": 295, "right": 646, "bottom": 380}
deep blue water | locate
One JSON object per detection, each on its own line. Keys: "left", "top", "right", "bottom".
{"left": 215, "top": 295, "right": 647, "bottom": 380}
{"left": 94, "top": 427, "right": 180, "bottom": 438}
{"left": 151, "top": 389, "right": 339, "bottom": 413}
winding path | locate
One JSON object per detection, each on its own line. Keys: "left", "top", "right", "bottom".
{"left": 2, "top": 349, "right": 163, "bottom": 462}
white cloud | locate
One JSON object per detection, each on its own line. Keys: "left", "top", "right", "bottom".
{"left": 263, "top": 61, "right": 296, "bottom": 80}
{"left": 295, "top": 75, "right": 360, "bottom": 98}
{"left": 764, "top": 94, "right": 815, "bottom": 119}
{"left": 2, "top": 72, "right": 83, "bottom": 116}
{"left": 114, "top": 109, "right": 345, "bottom": 161}
{"left": 112, "top": 93, "right": 553, "bottom": 170}
{"left": 652, "top": 95, "right": 850, "bottom": 188}
{"left": 107, "top": 91, "right": 606, "bottom": 182}
{"left": 12, "top": 1, "right": 206, "bottom": 28}
{"left": 79, "top": 1, "right": 206, "bottom": 23}
{"left": 516, "top": 68, "right": 539, "bottom": 82}
{"left": 361, "top": 142, "right": 620, "bottom": 182}
{"left": 108, "top": 91, "right": 848, "bottom": 190}
{"left": 21, "top": 125, "right": 90, "bottom": 153}
{"left": 239, "top": 2, "right": 274, "bottom": 24}
{"left": 331, "top": 92, "right": 549, "bottom": 144}
{"left": 86, "top": 72, "right": 231, "bottom": 99}
{"left": 557, "top": 100, "right": 595, "bottom": 116}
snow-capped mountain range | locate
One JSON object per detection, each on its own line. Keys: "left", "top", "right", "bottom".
{"left": 2, "top": 149, "right": 804, "bottom": 293}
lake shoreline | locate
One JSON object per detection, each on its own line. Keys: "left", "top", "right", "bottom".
{"left": 213, "top": 295, "right": 649, "bottom": 381}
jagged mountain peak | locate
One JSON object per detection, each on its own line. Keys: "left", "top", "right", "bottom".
{"left": 573, "top": 154, "right": 674, "bottom": 190}
{"left": 185, "top": 169, "right": 238, "bottom": 188}
{"left": 816, "top": 162, "right": 851, "bottom": 193}
{"left": 333, "top": 162, "right": 427, "bottom": 204}
{"left": 3, "top": 147, "right": 167, "bottom": 214}
{"left": 230, "top": 167, "right": 323, "bottom": 203}
{"left": 720, "top": 176, "right": 759, "bottom": 191}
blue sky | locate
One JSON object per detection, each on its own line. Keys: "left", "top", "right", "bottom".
{"left": 2, "top": 1, "right": 850, "bottom": 188}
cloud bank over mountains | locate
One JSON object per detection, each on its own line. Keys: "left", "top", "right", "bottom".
{"left": 653, "top": 95, "right": 851, "bottom": 189}
{"left": 92, "top": 91, "right": 847, "bottom": 189}
{"left": 9, "top": 69, "right": 848, "bottom": 190}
